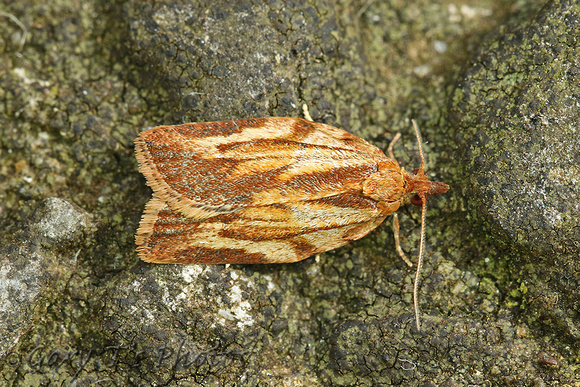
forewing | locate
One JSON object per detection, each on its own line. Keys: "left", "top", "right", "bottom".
{"left": 134, "top": 118, "right": 387, "bottom": 219}
{"left": 136, "top": 194, "right": 386, "bottom": 264}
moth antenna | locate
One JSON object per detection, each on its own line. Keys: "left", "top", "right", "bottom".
{"left": 411, "top": 119, "right": 426, "bottom": 174}
{"left": 413, "top": 192, "right": 427, "bottom": 331}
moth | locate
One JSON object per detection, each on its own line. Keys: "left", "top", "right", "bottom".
{"left": 134, "top": 117, "right": 448, "bottom": 329}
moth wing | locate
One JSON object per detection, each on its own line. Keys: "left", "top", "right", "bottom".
{"left": 136, "top": 194, "right": 387, "bottom": 264}
{"left": 134, "top": 117, "right": 388, "bottom": 220}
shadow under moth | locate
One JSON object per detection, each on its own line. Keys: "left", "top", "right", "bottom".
{"left": 134, "top": 117, "right": 448, "bottom": 329}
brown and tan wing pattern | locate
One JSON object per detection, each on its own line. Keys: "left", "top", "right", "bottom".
{"left": 135, "top": 118, "right": 387, "bottom": 219}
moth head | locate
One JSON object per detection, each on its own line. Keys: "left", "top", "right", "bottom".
{"left": 402, "top": 117, "right": 450, "bottom": 208}
{"left": 406, "top": 168, "right": 449, "bottom": 206}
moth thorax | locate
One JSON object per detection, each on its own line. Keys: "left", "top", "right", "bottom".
{"left": 362, "top": 168, "right": 406, "bottom": 203}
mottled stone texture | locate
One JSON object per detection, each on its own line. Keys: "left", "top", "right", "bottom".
{"left": 451, "top": 0, "right": 580, "bottom": 260}
{"left": 450, "top": 0, "right": 579, "bottom": 375}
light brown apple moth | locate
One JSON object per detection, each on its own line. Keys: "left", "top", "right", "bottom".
{"left": 134, "top": 117, "right": 448, "bottom": 330}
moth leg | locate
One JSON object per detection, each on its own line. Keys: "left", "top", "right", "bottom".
{"left": 392, "top": 213, "right": 413, "bottom": 267}
{"left": 302, "top": 103, "right": 314, "bottom": 122}
{"left": 387, "top": 132, "right": 402, "bottom": 167}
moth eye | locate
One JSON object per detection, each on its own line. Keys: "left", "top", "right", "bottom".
{"left": 411, "top": 194, "right": 423, "bottom": 206}
{"left": 411, "top": 168, "right": 420, "bottom": 175}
